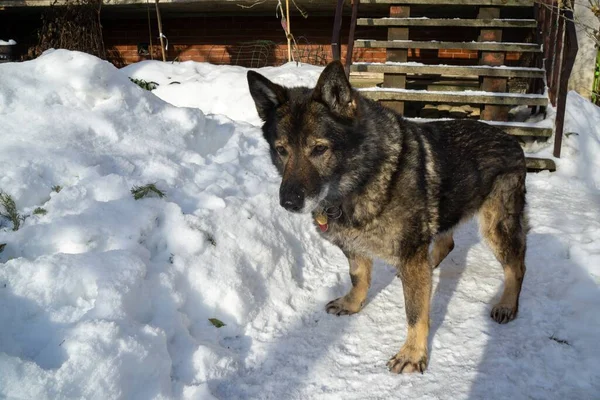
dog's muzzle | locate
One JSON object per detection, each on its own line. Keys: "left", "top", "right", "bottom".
{"left": 280, "top": 184, "right": 305, "bottom": 213}
{"left": 280, "top": 183, "right": 329, "bottom": 214}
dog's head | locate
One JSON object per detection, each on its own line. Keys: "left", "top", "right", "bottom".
{"left": 247, "top": 61, "right": 359, "bottom": 214}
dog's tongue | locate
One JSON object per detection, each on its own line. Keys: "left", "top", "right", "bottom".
{"left": 315, "top": 214, "right": 328, "bottom": 232}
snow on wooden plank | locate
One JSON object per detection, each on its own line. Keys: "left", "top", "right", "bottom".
{"left": 360, "top": 0, "right": 534, "bottom": 6}
{"left": 351, "top": 63, "right": 545, "bottom": 78}
{"left": 358, "top": 18, "right": 537, "bottom": 28}
{"left": 355, "top": 40, "right": 542, "bottom": 52}
{"left": 359, "top": 88, "right": 548, "bottom": 105}
{"left": 406, "top": 117, "right": 553, "bottom": 137}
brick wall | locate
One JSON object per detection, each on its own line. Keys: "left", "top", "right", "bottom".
{"left": 103, "top": 15, "right": 525, "bottom": 67}
{"left": 103, "top": 15, "right": 389, "bottom": 67}
{"left": 0, "top": 10, "right": 525, "bottom": 67}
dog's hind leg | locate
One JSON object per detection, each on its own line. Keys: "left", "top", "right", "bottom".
{"left": 479, "top": 172, "right": 527, "bottom": 324}
{"left": 430, "top": 231, "right": 454, "bottom": 269}
{"left": 388, "top": 244, "right": 431, "bottom": 374}
{"left": 326, "top": 253, "right": 372, "bottom": 316}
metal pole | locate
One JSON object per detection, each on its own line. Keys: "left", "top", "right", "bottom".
{"left": 155, "top": 0, "right": 166, "bottom": 62}
{"left": 286, "top": 0, "right": 291, "bottom": 62}
{"left": 345, "top": 0, "right": 360, "bottom": 77}
{"left": 331, "top": 0, "right": 344, "bottom": 61}
{"left": 147, "top": 0, "right": 154, "bottom": 60}
{"left": 553, "top": 7, "right": 579, "bottom": 158}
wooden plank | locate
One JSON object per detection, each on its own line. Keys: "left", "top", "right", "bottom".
{"left": 360, "top": 89, "right": 548, "bottom": 106}
{"left": 1, "top": 0, "right": 60, "bottom": 5}
{"left": 497, "top": 125, "right": 552, "bottom": 137}
{"left": 406, "top": 118, "right": 553, "bottom": 137}
{"left": 483, "top": 121, "right": 553, "bottom": 137}
{"left": 350, "top": 63, "right": 545, "bottom": 78}
{"left": 355, "top": 40, "right": 542, "bottom": 52}
{"left": 478, "top": 6, "right": 508, "bottom": 121}
{"left": 360, "top": 0, "right": 534, "bottom": 5}
{"left": 358, "top": 18, "right": 537, "bottom": 28}
{"left": 382, "top": 5, "right": 410, "bottom": 114}
{"left": 2, "top": 0, "right": 533, "bottom": 10}
{"left": 526, "top": 157, "right": 556, "bottom": 171}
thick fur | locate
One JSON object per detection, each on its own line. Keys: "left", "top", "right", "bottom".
{"left": 247, "top": 61, "right": 528, "bottom": 374}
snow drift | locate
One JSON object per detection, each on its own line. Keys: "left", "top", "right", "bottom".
{"left": 0, "top": 50, "right": 599, "bottom": 399}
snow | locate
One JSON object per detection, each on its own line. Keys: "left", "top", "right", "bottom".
{"left": 1, "top": 50, "right": 599, "bottom": 399}
{"left": 556, "top": 91, "right": 600, "bottom": 189}
{"left": 122, "top": 60, "right": 323, "bottom": 125}
{"left": 0, "top": 39, "right": 17, "bottom": 45}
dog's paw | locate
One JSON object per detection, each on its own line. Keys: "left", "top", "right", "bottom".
{"left": 325, "top": 296, "right": 363, "bottom": 316}
{"left": 491, "top": 303, "right": 518, "bottom": 324}
{"left": 387, "top": 345, "right": 428, "bottom": 374}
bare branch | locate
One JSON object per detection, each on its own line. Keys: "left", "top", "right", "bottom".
{"left": 237, "top": 0, "right": 268, "bottom": 9}
{"left": 534, "top": 0, "right": 600, "bottom": 47}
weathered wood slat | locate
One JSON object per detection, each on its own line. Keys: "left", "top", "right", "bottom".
{"left": 351, "top": 63, "right": 545, "bottom": 78}
{"left": 360, "top": 89, "right": 548, "bottom": 106}
{"left": 484, "top": 123, "right": 553, "bottom": 137}
{"left": 381, "top": 4, "right": 410, "bottom": 114}
{"left": 526, "top": 157, "right": 556, "bottom": 171}
{"left": 406, "top": 118, "right": 553, "bottom": 137}
{"left": 358, "top": 18, "right": 537, "bottom": 28}
{"left": 360, "top": 0, "right": 534, "bottom": 6}
{"left": 355, "top": 40, "right": 541, "bottom": 52}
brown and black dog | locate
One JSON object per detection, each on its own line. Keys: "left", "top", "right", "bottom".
{"left": 247, "top": 61, "right": 528, "bottom": 374}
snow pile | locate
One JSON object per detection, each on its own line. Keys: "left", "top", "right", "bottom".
{"left": 555, "top": 91, "right": 600, "bottom": 189}
{"left": 1, "top": 51, "right": 599, "bottom": 399}
{"left": 122, "top": 60, "right": 323, "bottom": 125}
{"left": 0, "top": 50, "right": 335, "bottom": 399}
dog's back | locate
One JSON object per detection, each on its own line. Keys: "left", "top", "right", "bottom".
{"left": 416, "top": 118, "right": 526, "bottom": 233}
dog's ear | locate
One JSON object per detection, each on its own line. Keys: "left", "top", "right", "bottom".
{"left": 247, "top": 71, "right": 288, "bottom": 121}
{"left": 312, "top": 60, "right": 356, "bottom": 118}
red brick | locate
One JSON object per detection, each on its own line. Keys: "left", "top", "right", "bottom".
{"left": 480, "top": 52, "right": 505, "bottom": 66}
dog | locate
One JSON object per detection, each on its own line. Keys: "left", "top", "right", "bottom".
{"left": 247, "top": 60, "right": 527, "bottom": 374}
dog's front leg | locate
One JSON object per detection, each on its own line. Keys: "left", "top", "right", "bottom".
{"left": 388, "top": 244, "right": 431, "bottom": 373}
{"left": 326, "top": 252, "right": 372, "bottom": 316}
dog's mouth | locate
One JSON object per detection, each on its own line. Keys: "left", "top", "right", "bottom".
{"left": 300, "top": 196, "right": 322, "bottom": 214}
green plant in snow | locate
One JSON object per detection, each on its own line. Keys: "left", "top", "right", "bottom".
{"left": 129, "top": 78, "right": 159, "bottom": 91}
{"left": 0, "top": 191, "right": 24, "bottom": 231}
{"left": 208, "top": 318, "right": 226, "bottom": 328}
{"left": 33, "top": 207, "right": 48, "bottom": 215}
{"left": 131, "top": 183, "right": 166, "bottom": 200}
{"left": 206, "top": 232, "right": 216, "bottom": 247}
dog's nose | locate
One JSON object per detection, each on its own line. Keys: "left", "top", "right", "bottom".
{"left": 281, "top": 196, "right": 303, "bottom": 212}
{"left": 280, "top": 187, "right": 304, "bottom": 212}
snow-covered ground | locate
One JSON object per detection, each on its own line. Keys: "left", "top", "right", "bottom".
{"left": 0, "top": 50, "right": 599, "bottom": 399}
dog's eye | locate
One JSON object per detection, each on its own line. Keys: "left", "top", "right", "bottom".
{"left": 275, "top": 146, "right": 288, "bottom": 156}
{"left": 312, "top": 144, "right": 328, "bottom": 156}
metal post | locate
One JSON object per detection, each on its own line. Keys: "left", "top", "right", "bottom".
{"left": 331, "top": 0, "right": 344, "bottom": 61}
{"left": 286, "top": 0, "right": 292, "bottom": 62}
{"left": 344, "top": 0, "right": 360, "bottom": 77}
{"left": 155, "top": 0, "right": 166, "bottom": 62}
{"left": 553, "top": 7, "right": 578, "bottom": 158}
